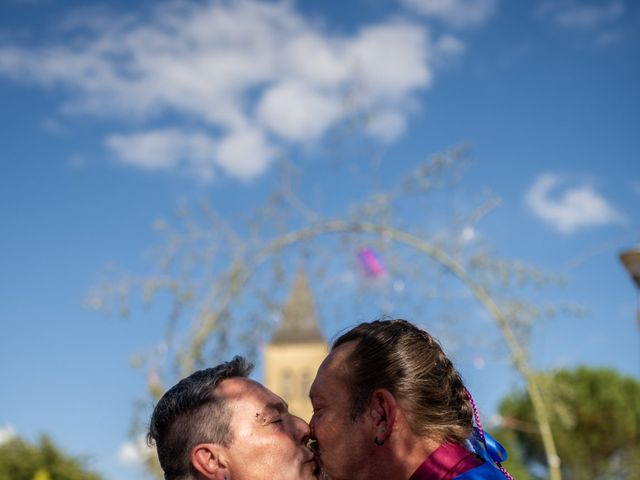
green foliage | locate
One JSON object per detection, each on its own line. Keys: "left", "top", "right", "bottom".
{"left": 491, "top": 428, "right": 534, "bottom": 480}
{"left": 497, "top": 366, "right": 640, "bottom": 479}
{"left": 0, "top": 435, "right": 102, "bottom": 480}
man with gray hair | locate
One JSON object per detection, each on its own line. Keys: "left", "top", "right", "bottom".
{"left": 148, "top": 356, "right": 319, "bottom": 480}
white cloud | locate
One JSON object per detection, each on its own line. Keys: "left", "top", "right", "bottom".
{"left": 459, "top": 225, "right": 477, "bottom": 244}
{"left": 0, "top": 425, "right": 17, "bottom": 445}
{"left": 216, "top": 127, "right": 274, "bottom": 182}
{"left": 538, "top": 0, "right": 624, "bottom": 30}
{"left": 0, "top": 0, "right": 454, "bottom": 181}
{"left": 525, "top": 174, "right": 624, "bottom": 234}
{"left": 401, "top": 0, "right": 497, "bottom": 28}
{"left": 117, "top": 436, "right": 155, "bottom": 466}
{"left": 105, "top": 129, "right": 219, "bottom": 181}
{"left": 281, "top": 33, "right": 349, "bottom": 88}
{"left": 365, "top": 111, "right": 407, "bottom": 142}
{"left": 257, "top": 82, "right": 341, "bottom": 142}
{"left": 348, "top": 22, "right": 432, "bottom": 99}
{"left": 434, "top": 34, "right": 466, "bottom": 56}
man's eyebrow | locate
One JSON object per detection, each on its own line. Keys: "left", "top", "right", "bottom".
{"left": 255, "top": 401, "right": 288, "bottom": 423}
{"left": 264, "top": 400, "right": 288, "bottom": 414}
{"left": 276, "top": 399, "right": 289, "bottom": 411}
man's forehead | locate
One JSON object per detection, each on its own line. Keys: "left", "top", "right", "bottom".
{"left": 216, "top": 376, "right": 255, "bottom": 397}
{"left": 325, "top": 341, "right": 357, "bottom": 372}
{"left": 310, "top": 341, "right": 356, "bottom": 397}
{"left": 217, "top": 377, "right": 286, "bottom": 410}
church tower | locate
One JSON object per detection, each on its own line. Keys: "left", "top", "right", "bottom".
{"left": 264, "top": 268, "right": 328, "bottom": 421}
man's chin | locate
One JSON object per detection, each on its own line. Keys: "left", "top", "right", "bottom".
{"left": 307, "top": 460, "right": 333, "bottom": 480}
{"left": 302, "top": 458, "right": 325, "bottom": 480}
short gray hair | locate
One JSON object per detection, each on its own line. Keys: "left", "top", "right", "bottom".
{"left": 147, "top": 356, "right": 253, "bottom": 479}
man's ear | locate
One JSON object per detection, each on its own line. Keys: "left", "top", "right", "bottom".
{"left": 190, "top": 443, "right": 230, "bottom": 480}
{"left": 368, "top": 388, "right": 397, "bottom": 445}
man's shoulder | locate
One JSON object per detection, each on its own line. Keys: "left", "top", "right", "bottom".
{"left": 453, "top": 462, "right": 507, "bottom": 480}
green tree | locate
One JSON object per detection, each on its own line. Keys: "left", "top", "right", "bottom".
{"left": 496, "top": 367, "right": 640, "bottom": 479}
{"left": 0, "top": 435, "right": 102, "bottom": 480}
{"left": 492, "top": 428, "right": 534, "bottom": 480}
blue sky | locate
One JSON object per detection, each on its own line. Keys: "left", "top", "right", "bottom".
{"left": 1, "top": 0, "right": 639, "bottom": 479}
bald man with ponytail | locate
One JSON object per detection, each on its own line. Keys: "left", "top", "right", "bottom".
{"left": 309, "top": 319, "right": 512, "bottom": 480}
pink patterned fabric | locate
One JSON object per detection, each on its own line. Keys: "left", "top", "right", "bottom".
{"left": 409, "top": 443, "right": 483, "bottom": 480}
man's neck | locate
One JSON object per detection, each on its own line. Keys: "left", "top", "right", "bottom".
{"left": 366, "top": 431, "right": 442, "bottom": 480}
{"left": 394, "top": 434, "right": 442, "bottom": 479}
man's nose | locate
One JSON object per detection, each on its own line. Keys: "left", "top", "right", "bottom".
{"left": 308, "top": 414, "right": 317, "bottom": 439}
{"left": 292, "top": 415, "right": 311, "bottom": 443}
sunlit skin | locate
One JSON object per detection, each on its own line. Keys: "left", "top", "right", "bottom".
{"left": 309, "top": 342, "right": 375, "bottom": 480}
{"left": 309, "top": 342, "right": 441, "bottom": 480}
{"left": 218, "top": 378, "right": 319, "bottom": 480}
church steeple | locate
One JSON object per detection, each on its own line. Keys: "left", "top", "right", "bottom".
{"left": 264, "top": 267, "right": 328, "bottom": 421}
{"left": 270, "top": 268, "right": 324, "bottom": 344}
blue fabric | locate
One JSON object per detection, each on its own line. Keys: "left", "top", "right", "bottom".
{"left": 465, "top": 428, "right": 508, "bottom": 465}
{"left": 458, "top": 428, "right": 510, "bottom": 479}
{"left": 454, "top": 462, "right": 507, "bottom": 479}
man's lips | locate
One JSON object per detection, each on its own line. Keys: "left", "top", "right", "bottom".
{"left": 304, "top": 454, "right": 321, "bottom": 477}
{"left": 304, "top": 439, "right": 320, "bottom": 461}
{"left": 304, "top": 439, "right": 321, "bottom": 474}
{"left": 302, "top": 445, "right": 317, "bottom": 464}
